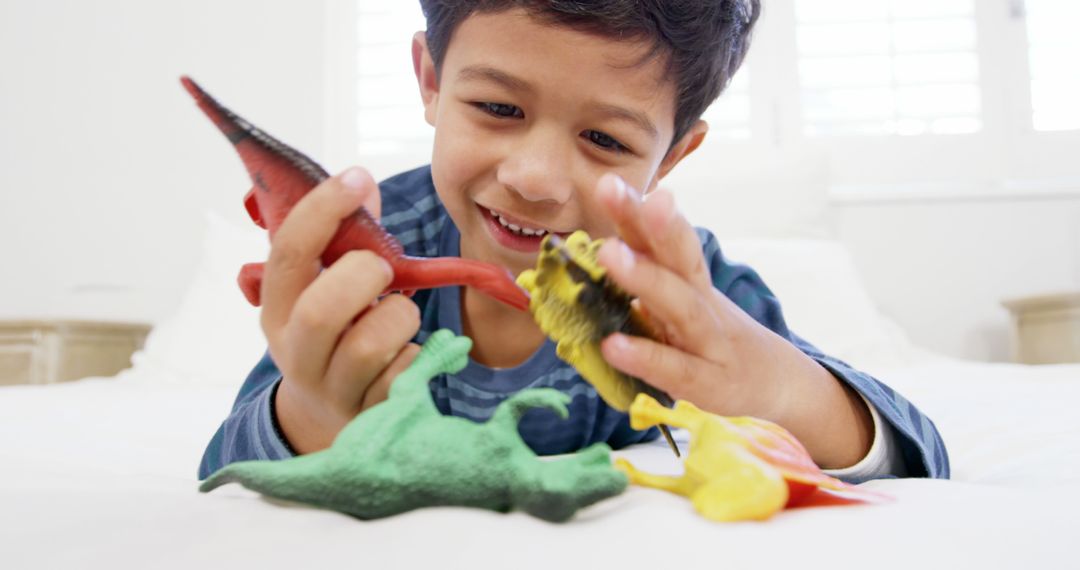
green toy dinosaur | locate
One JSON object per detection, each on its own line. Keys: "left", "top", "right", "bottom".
{"left": 200, "top": 329, "right": 628, "bottom": 522}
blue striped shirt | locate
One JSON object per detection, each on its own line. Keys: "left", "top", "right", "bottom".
{"left": 199, "top": 165, "right": 949, "bottom": 481}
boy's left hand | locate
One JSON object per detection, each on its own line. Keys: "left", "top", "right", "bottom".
{"left": 594, "top": 174, "right": 872, "bottom": 468}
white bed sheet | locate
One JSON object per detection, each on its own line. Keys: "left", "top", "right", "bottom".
{"left": 3, "top": 360, "right": 1079, "bottom": 570}
{"left": 5, "top": 223, "right": 1078, "bottom": 568}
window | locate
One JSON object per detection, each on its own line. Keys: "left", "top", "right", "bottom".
{"left": 355, "top": 2, "right": 430, "bottom": 157}
{"left": 794, "top": 0, "right": 981, "bottom": 136}
{"left": 340, "top": 0, "right": 1080, "bottom": 198}
{"left": 703, "top": 69, "right": 752, "bottom": 140}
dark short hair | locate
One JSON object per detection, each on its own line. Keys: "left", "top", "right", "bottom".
{"left": 418, "top": 0, "right": 760, "bottom": 148}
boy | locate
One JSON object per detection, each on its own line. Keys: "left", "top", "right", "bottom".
{"left": 200, "top": 0, "right": 948, "bottom": 481}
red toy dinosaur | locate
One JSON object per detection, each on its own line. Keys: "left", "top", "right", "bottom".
{"left": 180, "top": 76, "right": 530, "bottom": 311}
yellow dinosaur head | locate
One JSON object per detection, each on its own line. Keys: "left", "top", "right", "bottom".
{"left": 517, "top": 231, "right": 668, "bottom": 411}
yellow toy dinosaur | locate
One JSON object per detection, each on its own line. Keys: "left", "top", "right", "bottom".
{"left": 518, "top": 231, "right": 887, "bottom": 522}
{"left": 517, "top": 231, "right": 679, "bottom": 453}
{"left": 617, "top": 393, "right": 887, "bottom": 522}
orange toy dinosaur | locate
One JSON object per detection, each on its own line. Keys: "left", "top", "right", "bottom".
{"left": 180, "top": 76, "right": 530, "bottom": 311}
{"left": 617, "top": 394, "right": 889, "bottom": 522}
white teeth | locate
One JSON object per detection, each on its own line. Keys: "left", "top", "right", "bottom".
{"left": 489, "top": 208, "right": 548, "bottom": 237}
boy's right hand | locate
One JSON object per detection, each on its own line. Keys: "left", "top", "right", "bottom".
{"left": 261, "top": 167, "right": 421, "bottom": 454}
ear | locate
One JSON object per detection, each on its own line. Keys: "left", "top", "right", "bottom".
{"left": 645, "top": 120, "right": 709, "bottom": 193}
{"left": 412, "top": 31, "right": 439, "bottom": 126}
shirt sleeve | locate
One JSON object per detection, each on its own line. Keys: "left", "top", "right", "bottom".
{"left": 822, "top": 392, "right": 907, "bottom": 481}
{"left": 699, "top": 229, "right": 949, "bottom": 480}
{"left": 198, "top": 352, "right": 297, "bottom": 480}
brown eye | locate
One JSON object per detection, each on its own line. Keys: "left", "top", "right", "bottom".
{"left": 583, "top": 130, "right": 629, "bottom": 154}
{"left": 476, "top": 102, "right": 524, "bottom": 119}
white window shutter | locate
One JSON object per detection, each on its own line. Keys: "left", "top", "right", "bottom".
{"left": 794, "top": 0, "right": 982, "bottom": 136}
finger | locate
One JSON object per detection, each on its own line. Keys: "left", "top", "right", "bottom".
{"left": 324, "top": 293, "right": 421, "bottom": 402}
{"left": 640, "top": 190, "right": 712, "bottom": 289}
{"left": 595, "top": 173, "right": 652, "bottom": 252}
{"left": 600, "top": 333, "right": 713, "bottom": 405}
{"left": 597, "top": 239, "right": 718, "bottom": 356}
{"left": 361, "top": 342, "right": 421, "bottom": 410}
{"left": 261, "top": 167, "right": 378, "bottom": 338}
{"left": 282, "top": 250, "right": 393, "bottom": 384}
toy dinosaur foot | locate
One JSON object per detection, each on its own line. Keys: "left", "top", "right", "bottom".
{"left": 237, "top": 262, "right": 264, "bottom": 306}
{"left": 614, "top": 458, "right": 687, "bottom": 495}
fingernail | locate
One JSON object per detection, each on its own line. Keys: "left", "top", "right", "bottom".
{"left": 619, "top": 176, "right": 644, "bottom": 203}
{"left": 376, "top": 256, "right": 393, "bottom": 280}
{"left": 615, "top": 241, "right": 635, "bottom": 272}
{"left": 607, "top": 333, "right": 630, "bottom": 353}
{"left": 611, "top": 174, "right": 627, "bottom": 199}
{"left": 340, "top": 167, "right": 366, "bottom": 193}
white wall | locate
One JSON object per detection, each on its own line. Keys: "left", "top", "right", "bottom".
{"left": 835, "top": 195, "right": 1080, "bottom": 362}
{"left": 0, "top": 0, "right": 326, "bottom": 323}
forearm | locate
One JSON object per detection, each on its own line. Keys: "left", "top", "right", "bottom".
{"left": 770, "top": 345, "right": 874, "bottom": 470}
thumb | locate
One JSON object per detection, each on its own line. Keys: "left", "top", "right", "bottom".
{"left": 348, "top": 166, "right": 381, "bottom": 220}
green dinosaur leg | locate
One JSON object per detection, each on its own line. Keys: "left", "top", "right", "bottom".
{"left": 487, "top": 388, "right": 570, "bottom": 431}
{"left": 387, "top": 329, "right": 472, "bottom": 401}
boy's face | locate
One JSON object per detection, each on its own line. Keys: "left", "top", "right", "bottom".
{"left": 414, "top": 8, "right": 704, "bottom": 275}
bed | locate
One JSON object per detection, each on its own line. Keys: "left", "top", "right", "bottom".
{"left": 4, "top": 212, "right": 1078, "bottom": 569}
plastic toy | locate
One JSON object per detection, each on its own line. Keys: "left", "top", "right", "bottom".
{"left": 199, "top": 329, "right": 628, "bottom": 522}
{"left": 616, "top": 393, "right": 888, "bottom": 522}
{"left": 180, "top": 76, "right": 530, "bottom": 311}
{"left": 517, "top": 231, "right": 679, "bottom": 454}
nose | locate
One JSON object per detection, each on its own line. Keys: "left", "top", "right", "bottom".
{"left": 496, "top": 126, "right": 574, "bottom": 204}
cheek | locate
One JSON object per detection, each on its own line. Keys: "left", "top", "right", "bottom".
{"left": 431, "top": 117, "right": 495, "bottom": 196}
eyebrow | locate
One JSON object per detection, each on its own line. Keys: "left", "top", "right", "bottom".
{"left": 590, "top": 102, "right": 659, "bottom": 142}
{"left": 458, "top": 65, "right": 533, "bottom": 93}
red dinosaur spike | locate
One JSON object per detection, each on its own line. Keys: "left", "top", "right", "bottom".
{"left": 180, "top": 76, "right": 530, "bottom": 311}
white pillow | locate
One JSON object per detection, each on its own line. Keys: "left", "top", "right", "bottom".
{"left": 132, "top": 211, "right": 269, "bottom": 385}
{"left": 718, "top": 239, "right": 916, "bottom": 371}
{"left": 664, "top": 147, "right": 833, "bottom": 239}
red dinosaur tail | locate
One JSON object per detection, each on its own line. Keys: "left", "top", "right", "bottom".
{"left": 389, "top": 257, "right": 531, "bottom": 311}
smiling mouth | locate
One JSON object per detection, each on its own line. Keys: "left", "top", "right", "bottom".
{"left": 486, "top": 208, "right": 552, "bottom": 237}
{"left": 479, "top": 205, "right": 573, "bottom": 254}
